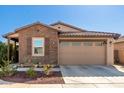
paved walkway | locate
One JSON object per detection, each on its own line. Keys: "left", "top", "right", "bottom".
{"left": 0, "top": 67, "right": 60, "bottom": 72}
{"left": 17, "top": 68, "right": 60, "bottom": 71}
{"left": 0, "top": 78, "right": 124, "bottom": 88}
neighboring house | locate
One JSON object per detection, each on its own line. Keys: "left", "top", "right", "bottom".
{"left": 3, "top": 21, "right": 120, "bottom": 65}
{"left": 114, "top": 36, "right": 124, "bottom": 64}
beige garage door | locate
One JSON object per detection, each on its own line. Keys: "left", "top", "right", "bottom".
{"left": 59, "top": 41, "right": 106, "bottom": 65}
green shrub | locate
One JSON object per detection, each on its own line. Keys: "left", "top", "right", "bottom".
{"left": 0, "top": 42, "right": 7, "bottom": 66}
{"left": 26, "top": 67, "right": 37, "bottom": 78}
{"left": 43, "top": 64, "right": 53, "bottom": 76}
{"left": 0, "top": 60, "right": 17, "bottom": 77}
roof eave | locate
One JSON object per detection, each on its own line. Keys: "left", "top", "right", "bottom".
{"left": 59, "top": 33, "right": 120, "bottom": 39}
{"left": 2, "top": 32, "right": 15, "bottom": 38}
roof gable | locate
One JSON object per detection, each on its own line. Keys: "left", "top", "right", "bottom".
{"left": 50, "top": 21, "right": 87, "bottom": 32}
{"left": 15, "top": 21, "right": 61, "bottom": 33}
{"left": 3, "top": 21, "right": 61, "bottom": 38}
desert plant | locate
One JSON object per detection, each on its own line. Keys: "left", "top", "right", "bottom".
{"left": 43, "top": 64, "right": 53, "bottom": 76}
{"left": 0, "top": 59, "right": 17, "bottom": 77}
{"left": 26, "top": 67, "right": 37, "bottom": 78}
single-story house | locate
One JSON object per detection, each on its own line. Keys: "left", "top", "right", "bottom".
{"left": 114, "top": 36, "right": 124, "bottom": 64}
{"left": 3, "top": 21, "right": 120, "bottom": 65}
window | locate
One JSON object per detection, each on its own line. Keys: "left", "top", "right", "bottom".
{"left": 60, "top": 42, "right": 70, "bottom": 47}
{"left": 95, "top": 42, "right": 103, "bottom": 46}
{"left": 72, "top": 42, "right": 81, "bottom": 46}
{"left": 83, "top": 42, "right": 93, "bottom": 46}
{"left": 32, "top": 38, "right": 44, "bottom": 56}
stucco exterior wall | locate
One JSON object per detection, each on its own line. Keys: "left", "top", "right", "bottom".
{"left": 106, "top": 38, "right": 114, "bottom": 65}
{"left": 114, "top": 42, "right": 124, "bottom": 50}
{"left": 114, "top": 42, "right": 124, "bottom": 64}
{"left": 18, "top": 24, "right": 58, "bottom": 65}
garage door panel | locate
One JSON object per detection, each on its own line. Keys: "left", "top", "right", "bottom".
{"left": 59, "top": 41, "right": 106, "bottom": 65}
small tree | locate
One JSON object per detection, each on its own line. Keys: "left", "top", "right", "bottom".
{"left": 0, "top": 59, "right": 17, "bottom": 77}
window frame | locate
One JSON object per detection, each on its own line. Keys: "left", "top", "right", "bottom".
{"left": 71, "top": 42, "right": 81, "bottom": 46}
{"left": 83, "top": 42, "right": 93, "bottom": 46}
{"left": 60, "top": 42, "right": 70, "bottom": 47}
{"left": 95, "top": 42, "right": 103, "bottom": 46}
{"left": 32, "top": 37, "right": 44, "bottom": 56}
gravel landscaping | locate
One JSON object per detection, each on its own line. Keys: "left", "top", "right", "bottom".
{"left": 0, "top": 71, "right": 65, "bottom": 84}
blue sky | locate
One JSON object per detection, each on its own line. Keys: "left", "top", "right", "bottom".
{"left": 0, "top": 5, "right": 124, "bottom": 41}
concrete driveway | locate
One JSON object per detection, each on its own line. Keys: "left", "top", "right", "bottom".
{"left": 60, "top": 65, "right": 124, "bottom": 84}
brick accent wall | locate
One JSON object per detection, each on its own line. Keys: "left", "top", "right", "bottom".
{"left": 18, "top": 24, "right": 58, "bottom": 64}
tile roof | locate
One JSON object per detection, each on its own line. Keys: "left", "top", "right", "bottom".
{"left": 59, "top": 31, "right": 120, "bottom": 39}
{"left": 3, "top": 21, "right": 121, "bottom": 39}
{"left": 50, "top": 21, "right": 87, "bottom": 32}
{"left": 114, "top": 36, "right": 124, "bottom": 43}
{"left": 3, "top": 32, "right": 15, "bottom": 38}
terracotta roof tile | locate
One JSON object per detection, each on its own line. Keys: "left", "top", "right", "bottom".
{"left": 59, "top": 31, "right": 120, "bottom": 39}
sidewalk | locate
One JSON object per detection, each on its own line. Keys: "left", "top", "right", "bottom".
{"left": 0, "top": 78, "right": 124, "bottom": 88}
{"left": 0, "top": 83, "right": 124, "bottom": 88}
